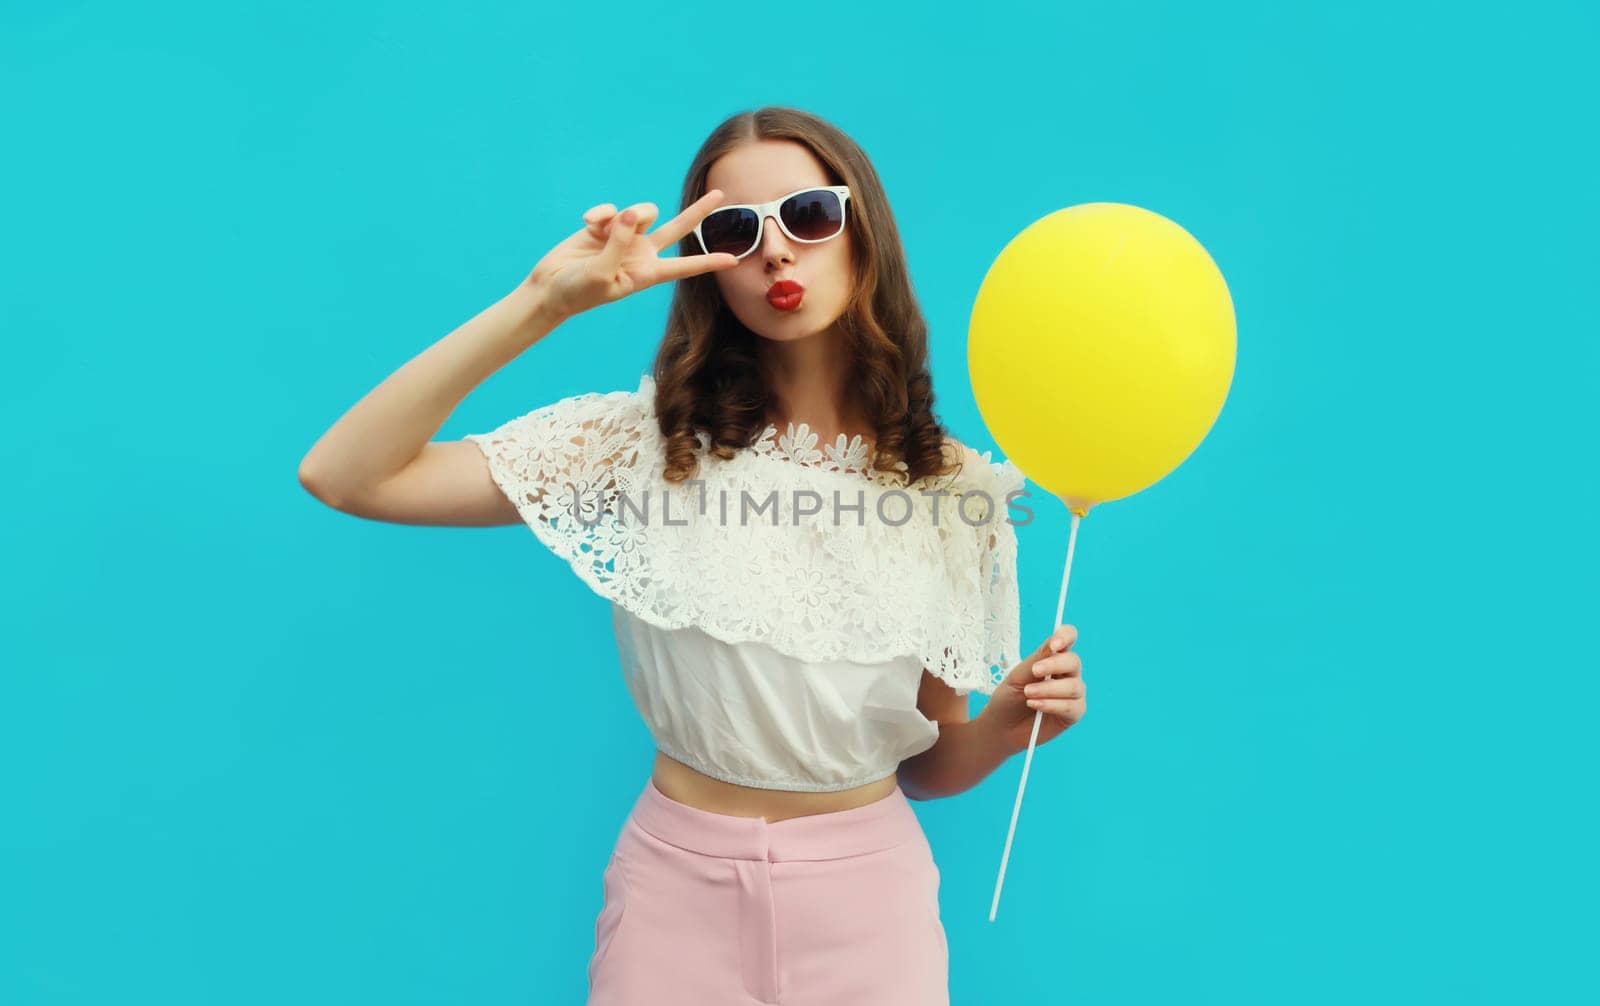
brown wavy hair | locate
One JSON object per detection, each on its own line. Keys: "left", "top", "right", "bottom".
{"left": 651, "top": 106, "right": 961, "bottom": 489}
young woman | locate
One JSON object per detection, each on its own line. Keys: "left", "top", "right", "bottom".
{"left": 298, "top": 106, "right": 1087, "bottom": 1005}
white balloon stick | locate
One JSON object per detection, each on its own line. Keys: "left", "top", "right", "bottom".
{"left": 989, "top": 509, "right": 1082, "bottom": 922}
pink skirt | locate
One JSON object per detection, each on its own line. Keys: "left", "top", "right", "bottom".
{"left": 586, "top": 777, "right": 949, "bottom": 1005}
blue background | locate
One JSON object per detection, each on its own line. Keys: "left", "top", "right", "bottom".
{"left": 4, "top": 2, "right": 1595, "bottom": 1003}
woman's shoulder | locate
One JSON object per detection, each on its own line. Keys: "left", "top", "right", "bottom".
{"left": 489, "top": 372, "right": 656, "bottom": 426}
{"left": 467, "top": 371, "right": 659, "bottom": 460}
{"left": 594, "top": 372, "right": 657, "bottom": 413}
{"left": 531, "top": 372, "right": 660, "bottom": 438}
{"left": 934, "top": 432, "right": 1026, "bottom": 497}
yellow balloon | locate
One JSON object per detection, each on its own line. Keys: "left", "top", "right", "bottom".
{"left": 968, "top": 202, "right": 1236, "bottom": 518}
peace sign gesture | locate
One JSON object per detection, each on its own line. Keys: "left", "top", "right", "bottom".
{"left": 521, "top": 189, "right": 741, "bottom": 322}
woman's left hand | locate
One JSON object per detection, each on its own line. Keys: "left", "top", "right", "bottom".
{"left": 980, "top": 624, "right": 1088, "bottom": 754}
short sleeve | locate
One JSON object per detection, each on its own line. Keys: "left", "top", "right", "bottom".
{"left": 466, "top": 385, "right": 1025, "bottom": 687}
{"left": 972, "top": 458, "right": 1026, "bottom": 695}
{"left": 464, "top": 374, "right": 658, "bottom": 557}
{"left": 929, "top": 448, "right": 1027, "bottom": 697}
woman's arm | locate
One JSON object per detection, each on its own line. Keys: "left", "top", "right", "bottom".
{"left": 898, "top": 710, "right": 1016, "bottom": 802}
{"left": 898, "top": 670, "right": 1013, "bottom": 801}
{"left": 898, "top": 625, "right": 1086, "bottom": 800}
{"left": 297, "top": 194, "right": 739, "bottom": 527}
{"left": 296, "top": 282, "right": 562, "bottom": 526}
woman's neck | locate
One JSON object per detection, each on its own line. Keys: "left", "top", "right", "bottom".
{"left": 759, "top": 332, "right": 868, "bottom": 443}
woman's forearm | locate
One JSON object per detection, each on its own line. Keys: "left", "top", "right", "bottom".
{"left": 297, "top": 281, "right": 562, "bottom": 504}
{"left": 898, "top": 711, "right": 1016, "bottom": 801}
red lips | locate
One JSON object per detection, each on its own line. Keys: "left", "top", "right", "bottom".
{"left": 767, "top": 279, "right": 805, "bottom": 311}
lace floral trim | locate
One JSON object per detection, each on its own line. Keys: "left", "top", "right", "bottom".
{"left": 466, "top": 373, "right": 1025, "bottom": 696}
{"left": 749, "top": 422, "right": 908, "bottom": 479}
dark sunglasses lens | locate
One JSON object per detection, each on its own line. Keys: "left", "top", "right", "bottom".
{"left": 781, "top": 189, "right": 844, "bottom": 240}
{"left": 701, "top": 207, "right": 759, "bottom": 256}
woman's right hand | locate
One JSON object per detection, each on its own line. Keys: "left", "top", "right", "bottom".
{"left": 520, "top": 189, "right": 742, "bottom": 322}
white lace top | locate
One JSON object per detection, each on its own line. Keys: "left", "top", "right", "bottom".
{"left": 466, "top": 373, "right": 1025, "bottom": 792}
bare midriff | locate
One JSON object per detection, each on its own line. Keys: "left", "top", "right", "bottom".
{"left": 651, "top": 750, "right": 900, "bottom": 823}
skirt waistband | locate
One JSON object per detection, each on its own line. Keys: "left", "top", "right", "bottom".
{"left": 626, "top": 777, "right": 924, "bottom": 863}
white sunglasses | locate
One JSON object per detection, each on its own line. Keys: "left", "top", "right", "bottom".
{"left": 692, "top": 185, "right": 852, "bottom": 260}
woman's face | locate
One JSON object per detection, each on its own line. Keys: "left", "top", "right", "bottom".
{"left": 703, "top": 139, "right": 855, "bottom": 344}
